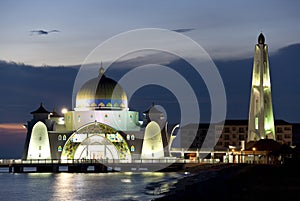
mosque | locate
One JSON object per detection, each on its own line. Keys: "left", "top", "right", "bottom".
{"left": 22, "top": 67, "right": 177, "bottom": 161}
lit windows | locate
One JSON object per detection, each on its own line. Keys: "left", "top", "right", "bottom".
{"left": 131, "top": 135, "right": 135, "bottom": 140}
{"left": 58, "top": 135, "right": 62, "bottom": 141}
{"left": 126, "top": 135, "right": 130, "bottom": 141}
{"left": 58, "top": 146, "right": 62, "bottom": 152}
{"left": 130, "top": 145, "right": 135, "bottom": 152}
{"left": 63, "top": 135, "right": 67, "bottom": 141}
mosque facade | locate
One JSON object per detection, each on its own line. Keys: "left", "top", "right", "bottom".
{"left": 22, "top": 67, "right": 176, "bottom": 161}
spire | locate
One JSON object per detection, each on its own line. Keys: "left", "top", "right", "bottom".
{"left": 50, "top": 108, "right": 63, "bottom": 117}
{"left": 258, "top": 33, "right": 265, "bottom": 44}
{"left": 248, "top": 33, "right": 275, "bottom": 142}
{"left": 30, "top": 102, "right": 51, "bottom": 114}
{"left": 99, "top": 61, "right": 105, "bottom": 75}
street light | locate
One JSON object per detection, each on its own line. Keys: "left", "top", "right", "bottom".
{"left": 252, "top": 147, "right": 256, "bottom": 163}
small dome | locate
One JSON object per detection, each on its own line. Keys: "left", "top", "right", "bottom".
{"left": 76, "top": 73, "right": 128, "bottom": 110}
{"left": 258, "top": 33, "right": 265, "bottom": 44}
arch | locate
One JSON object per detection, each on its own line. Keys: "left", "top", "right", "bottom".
{"left": 130, "top": 134, "right": 135, "bottom": 140}
{"left": 141, "top": 121, "right": 164, "bottom": 159}
{"left": 73, "top": 135, "right": 119, "bottom": 160}
{"left": 58, "top": 146, "right": 62, "bottom": 152}
{"left": 130, "top": 145, "right": 135, "bottom": 152}
{"left": 61, "top": 122, "right": 131, "bottom": 160}
{"left": 27, "top": 121, "right": 51, "bottom": 159}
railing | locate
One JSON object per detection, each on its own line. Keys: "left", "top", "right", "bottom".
{"left": 0, "top": 158, "right": 220, "bottom": 166}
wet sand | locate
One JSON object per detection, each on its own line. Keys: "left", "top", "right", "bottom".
{"left": 155, "top": 163, "right": 300, "bottom": 201}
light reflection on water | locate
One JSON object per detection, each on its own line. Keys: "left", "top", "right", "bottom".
{"left": 0, "top": 172, "right": 182, "bottom": 201}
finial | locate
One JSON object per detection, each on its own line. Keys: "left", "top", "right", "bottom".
{"left": 258, "top": 33, "right": 265, "bottom": 44}
{"left": 99, "top": 61, "right": 105, "bottom": 75}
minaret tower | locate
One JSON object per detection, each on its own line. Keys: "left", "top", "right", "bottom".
{"left": 247, "top": 33, "right": 275, "bottom": 142}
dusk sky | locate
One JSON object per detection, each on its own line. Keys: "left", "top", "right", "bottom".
{"left": 1, "top": 0, "right": 300, "bottom": 65}
{"left": 1, "top": 0, "right": 300, "bottom": 158}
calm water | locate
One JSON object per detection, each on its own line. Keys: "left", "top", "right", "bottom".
{"left": 0, "top": 172, "right": 184, "bottom": 201}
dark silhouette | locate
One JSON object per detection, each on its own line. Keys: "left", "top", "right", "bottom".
{"left": 171, "top": 28, "right": 194, "bottom": 33}
{"left": 30, "top": 29, "right": 60, "bottom": 35}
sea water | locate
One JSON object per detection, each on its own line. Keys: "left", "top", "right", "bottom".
{"left": 0, "top": 172, "right": 184, "bottom": 201}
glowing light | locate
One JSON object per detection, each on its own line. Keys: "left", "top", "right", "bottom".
{"left": 252, "top": 147, "right": 256, "bottom": 151}
{"left": 61, "top": 108, "right": 68, "bottom": 114}
{"left": 121, "top": 179, "right": 131, "bottom": 183}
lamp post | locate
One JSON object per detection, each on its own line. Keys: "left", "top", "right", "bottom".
{"left": 231, "top": 149, "right": 235, "bottom": 163}
{"left": 252, "top": 147, "right": 256, "bottom": 164}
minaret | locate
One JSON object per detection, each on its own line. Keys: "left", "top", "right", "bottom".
{"left": 247, "top": 33, "right": 275, "bottom": 142}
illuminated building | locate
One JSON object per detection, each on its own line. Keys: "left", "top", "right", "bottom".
{"left": 248, "top": 33, "right": 276, "bottom": 141}
{"left": 22, "top": 67, "right": 175, "bottom": 160}
{"left": 213, "top": 120, "right": 293, "bottom": 152}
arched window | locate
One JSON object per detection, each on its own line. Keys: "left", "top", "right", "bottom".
{"left": 58, "top": 146, "right": 62, "bottom": 152}
{"left": 126, "top": 135, "right": 130, "bottom": 141}
{"left": 131, "top": 135, "right": 135, "bottom": 140}
{"left": 130, "top": 145, "right": 135, "bottom": 152}
{"left": 63, "top": 135, "right": 67, "bottom": 141}
{"left": 58, "top": 135, "right": 62, "bottom": 141}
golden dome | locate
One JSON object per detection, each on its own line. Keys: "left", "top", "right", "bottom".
{"left": 76, "top": 72, "right": 128, "bottom": 110}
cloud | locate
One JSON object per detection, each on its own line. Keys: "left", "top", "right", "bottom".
{"left": 30, "top": 29, "right": 60, "bottom": 36}
{"left": 171, "top": 28, "right": 195, "bottom": 33}
{"left": 0, "top": 123, "right": 26, "bottom": 134}
{"left": 0, "top": 43, "right": 300, "bottom": 157}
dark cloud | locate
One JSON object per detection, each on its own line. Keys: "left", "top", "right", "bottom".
{"left": 171, "top": 28, "right": 195, "bottom": 33}
{"left": 0, "top": 43, "right": 300, "bottom": 158}
{"left": 30, "top": 29, "right": 60, "bottom": 35}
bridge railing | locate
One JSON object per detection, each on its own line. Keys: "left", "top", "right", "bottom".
{"left": 0, "top": 158, "right": 220, "bottom": 165}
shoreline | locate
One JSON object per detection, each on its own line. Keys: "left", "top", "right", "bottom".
{"left": 155, "top": 163, "right": 300, "bottom": 201}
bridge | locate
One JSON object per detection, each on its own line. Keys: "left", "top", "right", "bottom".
{"left": 0, "top": 158, "right": 221, "bottom": 173}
